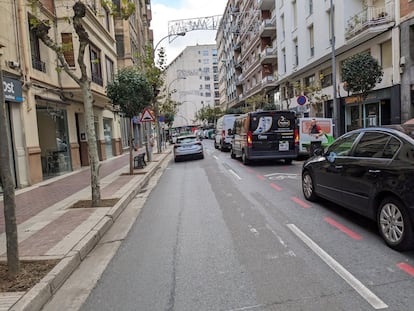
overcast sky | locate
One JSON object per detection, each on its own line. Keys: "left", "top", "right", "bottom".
{"left": 151, "top": 0, "right": 226, "bottom": 65}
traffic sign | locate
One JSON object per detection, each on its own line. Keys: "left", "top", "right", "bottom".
{"left": 297, "top": 95, "right": 307, "bottom": 106}
{"left": 140, "top": 108, "right": 155, "bottom": 122}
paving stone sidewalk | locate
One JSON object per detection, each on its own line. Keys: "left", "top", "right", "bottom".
{"left": 0, "top": 146, "right": 172, "bottom": 311}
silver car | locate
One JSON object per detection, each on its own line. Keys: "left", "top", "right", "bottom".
{"left": 174, "top": 135, "right": 204, "bottom": 162}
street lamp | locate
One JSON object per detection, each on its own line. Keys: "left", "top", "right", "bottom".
{"left": 330, "top": 0, "right": 339, "bottom": 138}
{"left": 152, "top": 32, "right": 186, "bottom": 154}
{"left": 154, "top": 32, "right": 186, "bottom": 54}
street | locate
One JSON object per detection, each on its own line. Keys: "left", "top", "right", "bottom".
{"left": 45, "top": 139, "right": 414, "bottom": 311}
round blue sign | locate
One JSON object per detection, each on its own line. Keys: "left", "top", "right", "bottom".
{"left": 297, "top": 95, "right": 307, "bottom": 106}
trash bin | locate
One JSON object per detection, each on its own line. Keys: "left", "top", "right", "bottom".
{"left": 309, "top": 141, "right": 322, "bottom": 156}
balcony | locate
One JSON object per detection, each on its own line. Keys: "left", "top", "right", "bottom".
{"left": 262, "top": 75, "right": 277, "bottom": 88}
{"left": 259, "top": 19, "right": 276, "bottom": 37}
{"left": 345, "top": 1, "right": 395, "bottom": 41}
{"left": 260, "top": 46, "right": 277, "bottom": 64}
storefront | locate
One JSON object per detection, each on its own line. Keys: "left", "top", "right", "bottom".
{"left": 36, "top": 101, "right": 71, "bottom": 178}
{"left": 1, "top": 76, "right": 23, "bottom": 192}
{"left": 103, "top": 118, "right": 113, "bottom": 159}
{"left": 344, "top": 87, "right": 396, "bottom": 132}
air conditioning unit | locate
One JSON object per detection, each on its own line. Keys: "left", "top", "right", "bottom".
{"left": 8, "top": 61, "right": 20, "bottom": 69}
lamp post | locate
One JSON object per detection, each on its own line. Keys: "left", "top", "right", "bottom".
{"left": 330, "top": 0, "right": 339, "bottom": 138}
{"left": 152, "top": 32, "right": 186, "bottom": 153}
{"left": 154, "top": 32, "right": 186, "bottom": 54}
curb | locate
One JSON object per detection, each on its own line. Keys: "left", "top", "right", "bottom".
{"left": 9, "top": 150, "right": 172, "bottom": 311}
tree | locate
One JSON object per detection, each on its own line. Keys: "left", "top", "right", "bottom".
{"left": 195, "top": 106, "right": 222, "bottom": 125}
{"left": 341, "top": 52, "right": 383, "bottom": 100}
{"left": 106, "top": 67, "right": 153, "bottom": 174}
{"left": 0, "top": 68, "right": 19, "bottom": 276}
{"left": 138, "top": 46, "right": 167, "bottom": 154}
{"left": 30, "top": 1, "right": 135, "bottom": 206}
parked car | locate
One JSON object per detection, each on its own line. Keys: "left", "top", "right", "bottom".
{"left": 302, "top": 125, "right": 414, "bottom": 251}
{"left": 214, "top": 114, "right": 241, "bottom": 151}
{"left": 173, "top": 135, "right": 204, "bottom": 162}
{"left": 231, "top": 110, "right": 298, "bottom": 164}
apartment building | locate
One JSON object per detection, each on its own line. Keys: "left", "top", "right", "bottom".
{"left": 165, "top": 44, "right": 219, "bottom": 128}
{"left": 0, "top": 0, "right": 152, "bottom": 189}
{"left": 114, "top": 0, "right": 153, "bottom": 148}
{"left": 217, "top": 0, "right": 279, "bottom": 112}
{"left": 218, "top": 0, "right": 404, "bottom": 135}
{"left": 277, "top": 0, "right": 400, "bottom": 135}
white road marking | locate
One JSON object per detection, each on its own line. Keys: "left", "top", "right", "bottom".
{"left": 287, "top": 224, "right": 388, "bottom": 310}
{"left": 228, "top": 169, "right": 242, "bottom": 180}
{"left": 264, "top": 173, "right": 298, "bottom": 180}
{"left": 213, "top": 155, "right": 219, "bottom": 160}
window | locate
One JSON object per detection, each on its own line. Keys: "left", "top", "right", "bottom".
{"left": 203, "top": 59, "right": 209, "bottom": 64}
{"left": 308, "top": 0, "right": 313, "bottom": 15}
{"left": 204, "top": 76, "right": 210, "bottom": 81}
{"left": 282, "top": 48, "right": 286, "bottom": 73}
{"left": 29, "top": 15, "right": 46, "bottom": 72}
{"left": 328, "top": 132, "right": 359, "bottom": 156}
{"left": 115, "top": 35, "right": 125, "bottom": 57}
{"left": 202, "top": 50, "right": 209, "bottom": 56}
{"left": 381, "top": 40, "right": 392, "bottom": 68}
{"left": 293, "top": 38, "right": 298, "bottom": 67}
{"left": 292, "top": 0, "right": 297, "bottom": 29}
{"left": 90, "top": 44, "right": 103, "bottom": 86}
{"left": 205, "top": 92, "right": 212, "bottom": 97}
{"left": 205, "top": 84, "right": 211, "bottom": 90}
{"left": 353, "top": 132, "right": 397, "bottom": 159}
{"left": 61, "top": 33, "right": 75, "bottom": 67}
{"left": 105, "top": 56, "right": 114, "bottom": 83}
{"left": 281, "top": 14, "right": 285, "bottom": 40}
{"left": 309, "top": 24, "right": 314, "bottom": 57}
{"left": 304, "top": 74, "right": 315, "bottom": 88}
{"left": 320, "top": 67, "right": 332, "bottom": 88}
{"left": 104, "top": 7, "right": 111, "bottom": 32}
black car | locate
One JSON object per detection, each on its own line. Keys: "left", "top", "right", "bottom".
{"left": 302, "top": 125, "right": 414, "bottom": 251}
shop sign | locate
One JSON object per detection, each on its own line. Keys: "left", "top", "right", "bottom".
{"left": 3, "top": 77, "right": 23, "bottom": 102}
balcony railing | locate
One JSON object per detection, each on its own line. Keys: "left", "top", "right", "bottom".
{"left": 345, "top": 1, "right": 395, "bottom": 40}
{"left": 32, "top": 57, "right": 46, "bottom": 72}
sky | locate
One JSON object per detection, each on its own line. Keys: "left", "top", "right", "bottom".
{"left": 151, "top": 0, "right": 227, "bottom": 65}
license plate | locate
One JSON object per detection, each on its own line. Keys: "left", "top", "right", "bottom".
{"left": 279, "top": 141, "right": 289, "bottom": 151}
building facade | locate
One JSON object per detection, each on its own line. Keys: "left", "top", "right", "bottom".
{"left": 218, "top": 0, "right": 407, "bottom": 135}
{"left": 165, "top": 44, "right": 219, "bottom": 128}
{"left": 0, "top": 0, "right": 152, "bottom": 190}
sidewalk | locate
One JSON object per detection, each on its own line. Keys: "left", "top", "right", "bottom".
{"left": 0, "top": 145, "right": 172, "bottom": 311}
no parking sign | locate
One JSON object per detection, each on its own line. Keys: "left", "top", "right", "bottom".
{"left": 297, "top": 95, "right": 307, "bottom": 106}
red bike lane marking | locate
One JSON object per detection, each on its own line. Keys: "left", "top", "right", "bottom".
{"left": 397, "top": 263, "right": 414, "bottom": 277}
{"left": 291, "top": 196, "right": 311, "bottom": 208}
{"left": 270, "top": 183, "right": 282, "bottom": 191}
{"left": 256, "top": 174, "right": 265, "bottom": 180}
{"left": 324, "top": 217, "right": 363, "bottom": 240}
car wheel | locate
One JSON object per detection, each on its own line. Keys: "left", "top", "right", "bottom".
{"left": 230, "top": 148, "right": 236, "bottom": 159}
{"left": 214, "top": 141, "right": 218, "bottom": 149}
{"left": 378, "top": 196, "right": 414, "bottom": 251}
{"left": 302, "top": 170, "right": 317, "bottom": 201}
{"left": 242, "top": 150, "right": 249, "bottom": 165}
{"left": 285, "top": 158, "right": 293, "bottom": 165}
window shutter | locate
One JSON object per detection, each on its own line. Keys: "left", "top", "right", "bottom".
{"left": 61, "top": 33, "right": 75, "bottom": 67}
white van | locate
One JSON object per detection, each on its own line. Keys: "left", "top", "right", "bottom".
{"left": 297, "top": 117, "right": 333, "bottom": 156}
{"left": 214, "top": 114, "right": 241, "bottom": 151}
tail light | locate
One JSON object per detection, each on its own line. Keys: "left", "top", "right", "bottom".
{"left": 195, "top": 141, "right": 202, "bottom": 146}
{"left": 294, "top": 128, "right": 299, "bottom": 145}
{"left": 247, "top": 131, "right": 252, "bottom": 147}
{"left": 222, "top": 130, "right": 225, "bottom": 139}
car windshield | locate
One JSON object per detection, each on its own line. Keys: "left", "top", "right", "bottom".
{"left": 177, "top": 137, "right": 197, "bottom": 144}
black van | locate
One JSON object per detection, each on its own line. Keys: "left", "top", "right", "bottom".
{"left": 230, "top": 110, "right": 298, "bottom": 164}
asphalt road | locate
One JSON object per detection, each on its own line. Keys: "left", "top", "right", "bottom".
{"left": 47, "top": 139, "right": 414, "bottom": 311}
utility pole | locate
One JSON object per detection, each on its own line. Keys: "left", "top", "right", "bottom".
{"left": 330, "top": 0, "right": 340, "bottom": 138}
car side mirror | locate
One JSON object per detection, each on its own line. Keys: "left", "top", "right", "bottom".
{"left": 314, "top": 148, "right": 324, "bottom": 156}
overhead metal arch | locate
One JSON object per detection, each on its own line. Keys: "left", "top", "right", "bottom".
{"left": 168, "top": 15, "right": 222, "bottom": 42}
